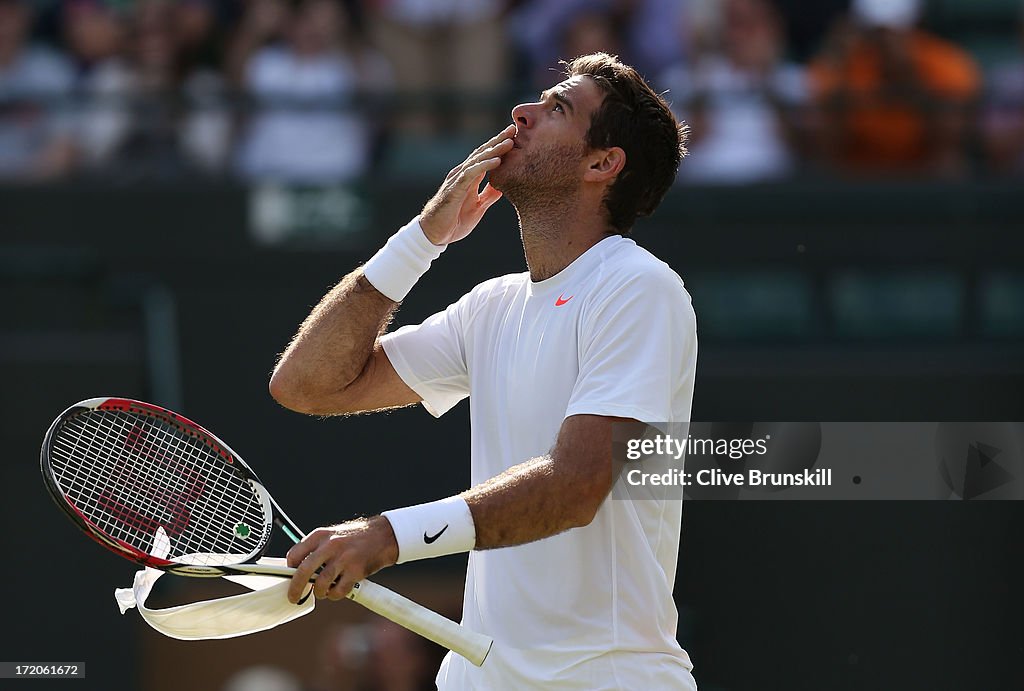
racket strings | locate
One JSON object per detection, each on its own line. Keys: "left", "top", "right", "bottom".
{"left": 49, "top": 409, "right": 266, "bottom": 567}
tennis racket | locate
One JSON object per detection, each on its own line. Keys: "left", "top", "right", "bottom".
{"left": 40, "top": 397, "right": 491, "bottom": 666}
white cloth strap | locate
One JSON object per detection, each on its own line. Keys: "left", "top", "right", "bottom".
{"left": 363, "top": 216, "right": 446, "bottom": 302}
{"left": 382, "top": 496, "right": 476, "bottom": 564}
{"left": 114, "top": 528, "right": 314, "bottom": 640}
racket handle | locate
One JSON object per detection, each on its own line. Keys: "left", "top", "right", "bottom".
{"left": 348, "top": 579, "right": 492, "bottom": 667}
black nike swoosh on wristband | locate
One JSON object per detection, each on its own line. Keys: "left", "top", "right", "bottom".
{"left": 423, "top": 525, "right": 449, "bottom": 544}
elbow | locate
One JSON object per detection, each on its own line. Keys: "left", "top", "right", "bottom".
{"left": 570, "top": 505, "right": 600, "bottom": 530}
{"left": 269, "top": 364, "right": 346, "bottom": 416}
{"left": 568, "top": 480, "right": 609, "bottom": 529}
{"left": 268, "top": 367, "right": 310, "bottom": 413}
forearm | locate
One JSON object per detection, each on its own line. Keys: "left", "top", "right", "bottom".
{"left": 463, "top": 455, "right": 599, "bottom": 549}
{"left": 270, "top": 270, "right": 396, "bottom": 409}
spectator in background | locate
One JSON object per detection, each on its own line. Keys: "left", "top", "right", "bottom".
{"left": 659, "top": 0, "right": 807, "bottom": 183}
{"left": 808, "top": 0, "right": 980, "bottom": 177}
{"left": 234, "top": 0, "right": 389, "bottom": 183}
{"left": 62, "top": 0, "right": 130, "bottom": 168}
{"left": 222, "top": 665, "right": 302, "bottom": 691}
{"left": 175, "top": 0, "right": 221, "bottom": 73}
{"left": 311, "top": 620, "right": 444, "bottom": 691}
{"left": 74, "top": 0, "right": 230, "bottom": 178}
{"left": 507, "top": 0, "right": 618, "bottom": 88}
{"left": 981, "top": 5, "right": 1024, "bottom": 175}
{"left": 367, "top": 0, "right": 507, "bottom": 133}
{"left": 225, "top": 0, "right": 290, "bottom": 86}
{"left": 558, "top": 8, "right": 624, "bottom": 71}
{"left": 623, "top": 0, "right": 688, "bottom": 78}
{"left": 510, "top": 0, "right": 688, "bottom": 87}
{"left": 0, "top": 0, "right": 76, "bottom": 179}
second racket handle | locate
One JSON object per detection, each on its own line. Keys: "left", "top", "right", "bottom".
{"left": 347, "top": 579, "right": 493, "bottom": 667}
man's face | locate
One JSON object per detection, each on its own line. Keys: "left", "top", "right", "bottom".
{"left": 489, "top": 75, "right": 605, "bottom": 205}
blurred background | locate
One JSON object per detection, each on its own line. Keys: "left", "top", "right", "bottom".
{"left": 1, "top": 0, "right": 1023, "bottom": 688}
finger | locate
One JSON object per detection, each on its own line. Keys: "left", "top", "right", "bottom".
{"left": 456, "top": 158, "right": 502, "bottom": 189}
{"left": 472, "top": 138, "right": 514, "bottom": 166}
{"left": 458, "top": 137, "right": 514, "bottom": 176}
{"left": 295, "top": 582, "right": 315, "bottom": 606}
{"left": 286, "top": 532, "right": 322, "bottom": 568}
{"left": 288, "top": 548, "right": 326, "bottom": 604}
{"left": 467, "top": 169, "right": 488, "bottom": 197}
{"left": 469, "top": 124, "right": 517, "bottom": 158}
{"left": 446, "top": 132, "right": 514, "bottom": 184}
{"left": 313, "top": 559, "right": 342, "bottom": 600}
{"left": 327, "top": 573, "right": 360, "bottom": 601}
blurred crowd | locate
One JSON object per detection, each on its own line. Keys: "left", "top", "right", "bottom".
{"left": 220, "top": 619, "right": 448, "bottom": 691}
{"left": 2, "top": 0, "right": 1024, "bottom": 184}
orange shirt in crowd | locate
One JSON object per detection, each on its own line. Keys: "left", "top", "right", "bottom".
{"left": 809, "top": 30, "right": 980, "bottom": 172}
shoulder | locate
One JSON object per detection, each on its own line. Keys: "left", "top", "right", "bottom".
{"left": 596, "top": 238, "right": 687, "bottom": 294}
{"left": 467, "top": 272, "right": 529, "bottom": 299}
{"left": 581, "top": 238, "right": 693, "bottom": 321}
{"left": 451, "top": 272, "right": 529, "bottom": 322}
{"left": 576, "top": 240, "right": 696, "bottom": 347}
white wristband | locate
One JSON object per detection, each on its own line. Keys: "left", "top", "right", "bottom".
{"left": 382, "top": 496, "right": 476, "bottom": 564}
{"left": 362, "top": 216, "right": 446, "bottom": 302}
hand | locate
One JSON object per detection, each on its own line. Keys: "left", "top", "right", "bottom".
{"left": 285, "top": 516, "right": 399, "bottom": 603}
{"left": 419, "top": 124, "right": 516, "bottom": 246}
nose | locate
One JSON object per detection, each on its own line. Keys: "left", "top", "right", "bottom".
{"left": 510, "top": 101, "right": 537, "bottom": 130}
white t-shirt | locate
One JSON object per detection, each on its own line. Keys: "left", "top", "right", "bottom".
{"left": 661, "top": 56, "right": 807, "bottom": 183}
{"left": 235, "top": 47, "right": 371, "bottom": 183}
{"left": 381, "top": 234, "right": 698, "bottom": 690}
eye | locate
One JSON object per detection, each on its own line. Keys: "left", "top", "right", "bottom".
{"left": 552, "top": 102, "right": 564, "bottom": 113}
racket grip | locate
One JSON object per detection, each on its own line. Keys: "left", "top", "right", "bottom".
{"left": 348, "top": 579, "right": 492, "bottom": 667}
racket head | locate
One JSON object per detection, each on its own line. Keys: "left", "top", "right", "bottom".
{"left": 41, "top": 397, "right": 274, "bottom": 576}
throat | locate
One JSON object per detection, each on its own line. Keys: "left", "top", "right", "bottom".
{"left": 518, "top": 206, "right": 606, "bottom": 282}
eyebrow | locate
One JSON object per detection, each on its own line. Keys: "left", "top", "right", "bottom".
{"left": 541, "top": 89, "right": 575, "bottom": 115}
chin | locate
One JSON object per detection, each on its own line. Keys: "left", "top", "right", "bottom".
{"left": 490, "top": 172, "right": 529, "bottom": 206}
{"left": 488, "top": 165, "right": 514, "bottom": 193}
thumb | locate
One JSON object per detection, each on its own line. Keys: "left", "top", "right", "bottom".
{"left": 478, "top": 183, "right": 503, "bottom": 209}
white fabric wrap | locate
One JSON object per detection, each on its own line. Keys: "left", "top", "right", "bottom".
{"left": 382, "top": 496, "right": 476, "bottom": 564}
{"left": 114, "top": 529, "right": 314, "bottom": 640}
{"left": 362, "top": 216, "right": 446, "bottom": 302}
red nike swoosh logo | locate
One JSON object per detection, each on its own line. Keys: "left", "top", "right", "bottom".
{"left": 555, "top": 294, "right": 574, "bottom": 306}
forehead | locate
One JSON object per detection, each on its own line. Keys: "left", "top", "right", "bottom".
{"left": 545, "top": 75, "right": 605, "bottom": 116}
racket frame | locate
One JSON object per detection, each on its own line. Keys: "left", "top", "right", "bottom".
{"left": 41, "top": 397, "right": 277, "bottom": 575}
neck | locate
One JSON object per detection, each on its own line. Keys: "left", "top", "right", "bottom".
{"left": 516, "top": 194, "right": 616, "bottom": 282}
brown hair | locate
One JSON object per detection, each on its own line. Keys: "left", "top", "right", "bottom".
{"left": 564, "top": 53, "right": 688, "bottom": 233}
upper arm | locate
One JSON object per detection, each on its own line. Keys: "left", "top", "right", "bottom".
{"left": 552, "top": 414, "right": 647, "bottom": 522}
{"left": 303, "top": 342, "right": 421, "bottom": 416}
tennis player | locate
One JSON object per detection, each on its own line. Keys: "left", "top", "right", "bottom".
{"left": 271, "top": 52, "right": 697, "bottom": 690}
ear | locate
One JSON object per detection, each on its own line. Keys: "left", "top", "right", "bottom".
{"left": 583, "top": 146, "right": 625, "bottom": 183}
